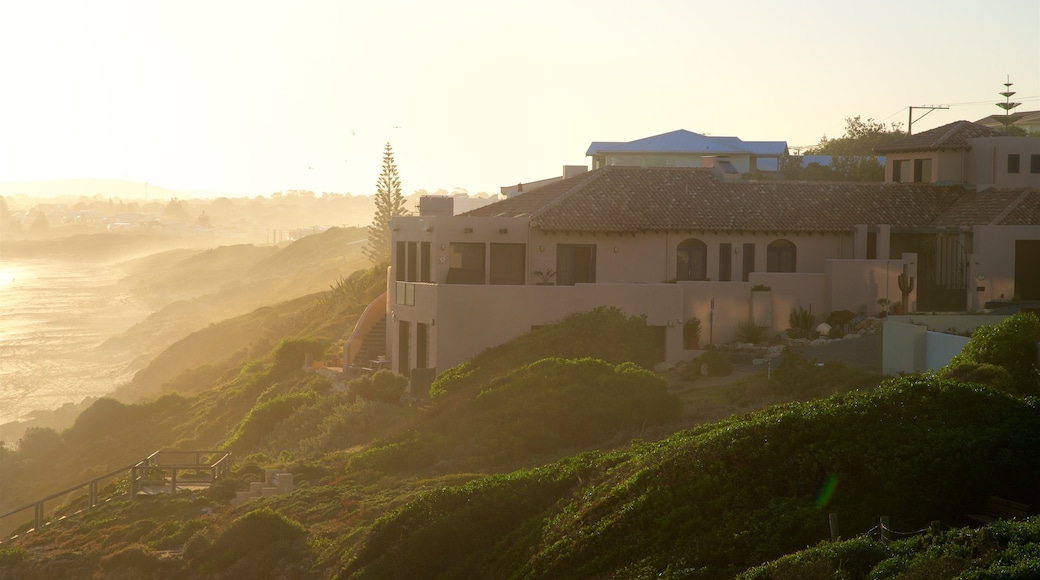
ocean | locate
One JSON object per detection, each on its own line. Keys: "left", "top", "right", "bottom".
{"left": 0, "top": 258, "right": 150, "bottom": 425}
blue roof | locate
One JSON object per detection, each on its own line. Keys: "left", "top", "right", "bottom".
{"left": 586, "top": 129, "right": 787, "bottom": 157}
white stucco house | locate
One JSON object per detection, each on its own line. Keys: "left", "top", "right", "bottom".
{"left": 343, "top": 123, "right": 1039, "bottom": 392}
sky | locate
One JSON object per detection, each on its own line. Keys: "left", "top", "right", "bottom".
{"left": 1, "top": 0, "right": 1038, "bottom": 199}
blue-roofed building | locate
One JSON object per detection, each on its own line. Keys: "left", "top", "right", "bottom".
{"left": 586, "top": 129, "right": 788, "bottom": 175}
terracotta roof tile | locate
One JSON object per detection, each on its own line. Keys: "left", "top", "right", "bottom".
{"left": 875, "top": 120, "right": 1004, "bottom": 153}
{"left": 464, "top": 166, "right": 981, "bottom": 233}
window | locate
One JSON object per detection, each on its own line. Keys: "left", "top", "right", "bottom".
{"left": 718, "top": 243, "right": 732, "bottom": 281}
{"left": 446, "top": 242, "right": 485, "bottom": 284}
{"left": 489, "top": 243, "right": 525, "bottom": 285}
{"left": 892, "top": 160, "right": 908, "bottom": 183}
{"left": 913, "top": 159, "right": 931, "bottom": 183}
{"left": 676, "top": 238, "right": 708, "bottom": 281}
{"left": 767, "top": 239, "right": 797, "bottom": 272}
{"left": 395, "top": 241, "right": 406, "bottom": 281}
{"left": 556, "top": 244, "right": 596, "bottom": 285}
{"left": 1031, "top": 154, "right": 1040, "bottom": 174}
{"left": 742, "top": 243, "right": 755, "bottom": 282}
{"left": 396, "top": 241, "right": 432, "bottom": 282}
{"left": 1008, "top": 154, "right": 1020, "bottom": 174}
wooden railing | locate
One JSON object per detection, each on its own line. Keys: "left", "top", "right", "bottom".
{"left": 0, "top": 450, "right": 231, "bottom": 542}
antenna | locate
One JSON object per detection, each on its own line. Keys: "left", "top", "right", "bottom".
{"left": 907, "top": 105, "right": 949, "bottom": 135}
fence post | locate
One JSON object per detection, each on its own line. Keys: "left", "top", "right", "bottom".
{"left": 930, "top": 520, "right": 941, "bottom": 535}
{"left": 829, "top": 513, "right": 839, "bottom": 541}
{"left": 34, "top": 502, "right": 43, "bottom": 531}
{"left": 880, "top": 516, "right": 891, "bottom": 541}
{"left": 89, "top": 480, "right": 97, "bottom": 508}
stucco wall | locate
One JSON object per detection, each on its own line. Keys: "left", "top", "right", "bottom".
{"left": 968, "top": 137, "right": 1040, "bottom": 188}
{"left": 827, "top": 258, "right": 914, "bottom": 315}
{"left": 970, "top": 225, "right": 1040, "bottom": 308}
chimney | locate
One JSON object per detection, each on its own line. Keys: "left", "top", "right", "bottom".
{"left": 517, "top": 182, "right": 523, "bottom": 193}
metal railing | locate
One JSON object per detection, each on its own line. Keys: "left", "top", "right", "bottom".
{"left": 0, "top": 450, "right": 231, "bottom": 541}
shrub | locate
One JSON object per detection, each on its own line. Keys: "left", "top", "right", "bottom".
{"left": 269, "top": 337, "right": 332, "bottom": 378}
{"left": 735, "top": 319, "right": 769, "bottom": 344}
{"left": 789, "top": 305, "right": 815, "bottom": 331}
{"left": 429, "top": 307, "right": 659, "bottom": 400}
{"left": 826, "top": 309, "right": 856, "bottom": 329}
{"left": 223, "top": 391, "right": 318, "bottom": 452}
{"left": 348, "top": 370, "right": 407, "bottom": 403}
{"left": 693, "top": 350, "right": 733, "bottom": 377}
{"left": 948, "top": 312, "right": 1040, "bottom": 395}
{"left": 938, "top": 362, "right": 1018, "bottom": 394}
{"left": 196, "top": 507, "right": 306, "bottom": 574}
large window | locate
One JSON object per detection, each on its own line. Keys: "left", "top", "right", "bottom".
{"left": 395, "top": 241, "right": 431, "bottom": 282}
{"left": 767, "top": 239, "right": 797, "bottom": 272}
{"left": 1031, "top": 154, "right": 1040, "bottom": 174}
{"left": 676, "top": 238, "right": 708, "bottom": 281}
{"left": 557, "top": 244, "right": 596, "bottom": 285}
{"left": 489, "top": 243, "right": 525, "bottom": 285}
{"left": 446, "top": 242, "right": 485, "bottom": 284}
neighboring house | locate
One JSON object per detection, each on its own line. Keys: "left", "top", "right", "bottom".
{"left": 587, "top": 129, "right": 788, "bottom": 175}
{"left": 349, "top": 160, "right": 1039, "bottom": 388}
{"left": 974, "top": 110, "right": 1040, "bottom": 135}
{"left": 875, "top": 120, "right": 1040, "bottom": 189}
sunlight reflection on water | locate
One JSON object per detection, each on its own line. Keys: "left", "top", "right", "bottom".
{"left": 0, "top": 259, "right": 148, "bottom": 424}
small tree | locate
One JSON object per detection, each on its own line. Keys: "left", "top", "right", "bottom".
{"left": 363, "top": 142, "right": 409, "bottom": 265}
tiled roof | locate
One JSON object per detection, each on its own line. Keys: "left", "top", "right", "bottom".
{"left": 875, "top": 120, "right": 1004, "bottom": 153}
{"left": 930, "top": 188, "right": 1038, "bottom": 227}
{"left": 464, "top": 166, "right": 981, "bottom": 233}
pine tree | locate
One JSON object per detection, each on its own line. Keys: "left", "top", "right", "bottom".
{"left": 363, "top": 142, "right": 408, "bottom": 265}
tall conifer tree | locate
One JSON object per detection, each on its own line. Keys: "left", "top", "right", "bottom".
{"left": 363, "top": 142, "right": 408, "bottom": 265}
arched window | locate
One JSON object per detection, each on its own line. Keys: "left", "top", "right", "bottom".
{"left": 677, "top": 238, "right": 708, "bottom": 281}
{"left": 767, "top": 239, "right": 796, "bottom": 272}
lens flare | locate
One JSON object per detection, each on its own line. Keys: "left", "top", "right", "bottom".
{"left": 815, "top": 473, "right": 838, "bottom": 509}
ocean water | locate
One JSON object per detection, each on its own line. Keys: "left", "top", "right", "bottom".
{"left": 0, "top": 258, "right": 150, "bottom": 425}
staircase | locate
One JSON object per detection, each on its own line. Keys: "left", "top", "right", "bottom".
{"left": 355, "top": 314, "right": 387, "bottom": 368}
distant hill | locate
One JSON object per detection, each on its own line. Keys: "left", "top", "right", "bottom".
{"left": 0, "top": 178, "right": 188, "bottom": 201}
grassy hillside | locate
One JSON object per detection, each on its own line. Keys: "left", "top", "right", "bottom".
{"left": 2, "top": 311, "right": 1037, "bottom": 579}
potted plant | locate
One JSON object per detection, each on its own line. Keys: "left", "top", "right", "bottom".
{"left": 684, "top": 317, "right": 701, "bottom": 349}
{"left": 876, "top": 298, "right": 890, "bottom": 317}
{"left": 534, "top": 269, "right": 556, "bottom": 285}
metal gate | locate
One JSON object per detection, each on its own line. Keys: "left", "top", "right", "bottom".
{"left": 916, "top": 235, "right": 968, "bottom": 312}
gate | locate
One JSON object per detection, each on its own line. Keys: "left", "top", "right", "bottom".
{"left": 915, "top": 235, "right": 968, "bottom": 312}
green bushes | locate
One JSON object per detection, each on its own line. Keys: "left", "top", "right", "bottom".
{"left": 223, "top": 391, "right": 318, "bottom": 452}
{"left": 347, "top": 370, "right": 407, "bottom": 403}
{"left": 344, "top": 376, "right": 1040, "bottom": 578}
{"left": 788, "top": 305, "right": 816, "bottom": 339}
{"left": 735, "top": 319, "right": 769, "bottom": 344}
{"left": 193, "top": 507, "right": 307, "bottom": 575}
{"left": 430, "top": 307, "right": 660, "bottom": 400}
{"left": 948, "top": 312, "right": 1040, "bottom": 395}
{"left": 692, "top": 350, "right": 732, "bottom": 377}
{"left": 270, "top": 337, "right": 332, "bottom": 379}
{"left": 351, "top": 358, "right": 680, "bottom": 474}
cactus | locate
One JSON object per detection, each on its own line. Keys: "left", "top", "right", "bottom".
{"left": 898, "top": 264, "right": 915, "bottom": 313}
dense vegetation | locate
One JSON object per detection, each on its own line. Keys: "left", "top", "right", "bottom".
{"left": 2, "top": 265, "right": 1038, "bottom": 578}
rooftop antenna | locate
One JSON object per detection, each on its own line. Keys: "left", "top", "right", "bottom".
{"left": 995, "top": 74, "right": 1022, "bottom": 133}
{"left": 907, "top": 105, "right": 949, "bottom": 135}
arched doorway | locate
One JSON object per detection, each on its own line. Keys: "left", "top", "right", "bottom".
{"left": 677, "top": 238, "right": 708, "bottom": 281}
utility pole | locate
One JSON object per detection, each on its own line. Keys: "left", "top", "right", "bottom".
{"left": 907, "top": 105, "right": 949, "bottom": 135}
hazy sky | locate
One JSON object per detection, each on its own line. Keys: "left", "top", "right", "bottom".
{"left": 2, "top": 0, "right": 1038, "bottom": 198}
